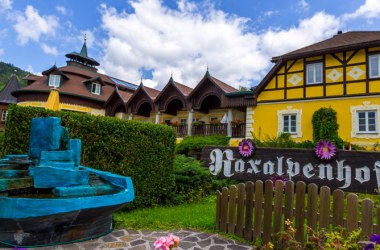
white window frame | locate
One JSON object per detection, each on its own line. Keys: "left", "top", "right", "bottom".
{"left": 306, "top": 62, "right": 323, "bottom": 85}
{"left": 351, "top": 103, "right": 380, "bottom": 138}
{"left": 357, "top": 110, "right": 377, "bottom": 133}
{"left": 277, "top": 108, "right": 302, "bottom": 138}
{"left": 48, "top": 74, "right": 61, "bottom": 88}
{"left": 369, "top": 54, "right": 380, "bottom": 78}
{"left": 282, "top": 114, "right": 297, "bottom": 134}
{"left": 1, "top": 110, "right": 7, "bottom": 121}
{"left": 91, "top": 82, "right": 101, "bottom": 95}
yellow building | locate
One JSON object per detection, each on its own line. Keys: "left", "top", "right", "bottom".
{"left": 252, "top": 31, "right": 380, "bottom": 148}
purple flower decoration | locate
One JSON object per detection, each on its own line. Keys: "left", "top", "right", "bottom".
{"left": 238, "top": 139, "right": 255, "bottom": 157}
{"left": 370, "top": 234, "right": 380, "bottom": 244}
{"left": 272, "top": 175, "right": 287, "bottom": 189}
{"left": 315, "top": 140, "right": 336, "bottom": 160}
{"left": 364, "top": 243, "right": 375, "bottom": 250}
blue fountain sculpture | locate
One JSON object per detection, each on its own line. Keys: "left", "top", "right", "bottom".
{"left": 0, "top": 117, "right": 135, "bottom": 247}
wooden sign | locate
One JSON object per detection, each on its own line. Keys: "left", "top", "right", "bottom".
{"left": 201, "top": 146, "right": 380, "bottom": 194}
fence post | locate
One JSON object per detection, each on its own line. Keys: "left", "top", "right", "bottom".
{"left": 362, "top": 199, "right": 374, "bottom": 236}
{"left": 216, "top": 190, "right": 221, "bottom": 230}
{"left": 284, "top": 181, "right": 294, "bottom": 227}
{"left": 346, "top": 193, "right": 358, "bottom": 232}
{"left": 332, "top": 189, "right": 344, "bottom": 227}
{"left": 245, "top": 182, "right": 254, "bottom": 241}
{"left": 263, "top": 180, "right": 273, "bottom": 243}
{"left": 236, "top": 183, "right": 245, "bottom": 237}
{"left": 273, "top": 180, "right": 284, "bottom": 234}
{"left": 307, "top": 183, "right": 318, "bottom": 232}
{"left": 228, "top": 185, "right": 238, "bottom": 234}
{"left": 295, "top": 181, "right": 306, "bottom": 242}
{"left": 319, "top": 186, "right": 331, "bottom": 230}
{"left": 220, "top": 187, "right": 229, "bottom": 232}
{"left": 253, "top": 180, "right": 263, "bottom": 240}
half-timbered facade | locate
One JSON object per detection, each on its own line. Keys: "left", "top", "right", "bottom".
{"left": 252, "top": 31, "right": 380, "bottom": 148}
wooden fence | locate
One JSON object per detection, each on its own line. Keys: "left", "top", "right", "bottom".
{"left": 216, "top": 180, "right": 380, "bottom": 243}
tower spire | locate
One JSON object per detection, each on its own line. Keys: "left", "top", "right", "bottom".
{"left": 80, "top": 33, "right": 88, "bottom": 57}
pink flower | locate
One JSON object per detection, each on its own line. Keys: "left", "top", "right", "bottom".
{"left": 154, "top": 234, "right": 180, "bottom": 250}
{"left": 315, "top": 140, "right": 336, "bottom": 160}
{"left": 154, "top": 236, "right": 170, "bottom": 250}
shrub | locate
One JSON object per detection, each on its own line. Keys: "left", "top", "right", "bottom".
{"left": 253, "top": 133, "right": 314, "bottom": 149}
{"left": 175, "top": 135, "right": 230, "bottom": 156}
{"left": 3, "top": 105, "right": 176, "bottom": 208}
{"left": 173, "top": 155, "right": 213, "bottom": 203}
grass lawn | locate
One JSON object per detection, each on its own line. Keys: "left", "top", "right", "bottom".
{"left": 114, "top": 196, "right": 217, "bottom": 232}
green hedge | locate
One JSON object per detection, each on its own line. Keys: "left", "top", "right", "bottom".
{"left": 175, "top": 135, "right": 230, "bottom": 156}
{"left": 3, "top": 105, "right": 176, "bottom": 208}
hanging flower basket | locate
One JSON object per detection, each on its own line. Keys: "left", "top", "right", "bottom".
{"left": 314, "top": 139, "right": 337, "bottom": 161}
{"left": 238, "top": 139, "right": 256, "bottom": 157}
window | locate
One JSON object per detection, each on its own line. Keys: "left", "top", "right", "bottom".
{"left": 306, "top": 62, "right": 323, "bottom": 84}
{"left": 91, "top": 83, "right": 101, "bottom": 95}
{"left": 1, "top": 110, "right": 7, "bottom": 121}
{"left": 278, "top": 108, "right": 302, "bottom": 138}
{"left": 357, "top": 110, "right": 377, "bottom": 133}
{"left": 180, "top": 118, "right": 187, "bottom": 125}
{"left": 210, "top": 117, "right": 218, "bottom": 122}
{"left": 369, "top": 54, "right": 380, "bottom": 78}
{"left": 164, "top": 119, "right": 171, "bottom": 125}
{"left": 48, "top": 74, "right": 61, "bottom": 87}
{"left": 282, "top": 114, "right": 297, "bottom": 134}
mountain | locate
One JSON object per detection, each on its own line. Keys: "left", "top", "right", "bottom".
{"left": 0, "top": 62, "right": 30, "bottom": 91}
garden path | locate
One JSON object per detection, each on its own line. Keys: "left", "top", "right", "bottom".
{"left": 4, "top": 229, "right": 253, "bottom": 250}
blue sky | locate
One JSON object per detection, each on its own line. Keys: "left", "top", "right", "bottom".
{"left": 0, "top": 0, "right": 379, "bottom": 89}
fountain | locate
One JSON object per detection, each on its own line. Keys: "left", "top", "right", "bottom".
{"left": 0, "top": 117, "right": 135, "bottom": 247}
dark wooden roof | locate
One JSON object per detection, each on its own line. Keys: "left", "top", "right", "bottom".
{"left": 0, "top": 75, "right": 20, "bottom": 104}
{"left": 154, "top": 77, "right": 192, "bottom": 112}
{"left": 272, "top": 31, "right": 380, "bottom": 62}
{"left": 13, "top": 65, "right": 137, "bottom": 105}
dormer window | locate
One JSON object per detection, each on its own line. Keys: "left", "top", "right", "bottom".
{"left": 91, "top": 82, "right": 101, "bottom": 95}
{"left": 48, "top": 74, "right": 61, "bottom": 87}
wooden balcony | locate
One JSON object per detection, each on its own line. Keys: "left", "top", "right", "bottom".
{"left": 170, "top": 123, "right": 246, "bottom": 138}
{"left": 171, "top": 124, "right": 188, "bottom": 138}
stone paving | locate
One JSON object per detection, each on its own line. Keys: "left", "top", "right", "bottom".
{"left": 1, "top": 229, "right": 253, "bottom": 250}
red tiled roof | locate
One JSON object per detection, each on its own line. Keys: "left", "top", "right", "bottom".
{"left": 119, "top": 90, "right": 133, "bottom": 103}
{"left": 274, "top": 31, "right": 380, "bottom": 62}
{"left": 175, "top": 82, "right": 193, "bottom": 96}
{"left": 211, "top": 76, "right": 238, "bottom": 93}
{"left": 143, "top": 85, "right": 160, "bottom": 100}
{"left": 15, "top": 65, "right": 136, "bottom": 103}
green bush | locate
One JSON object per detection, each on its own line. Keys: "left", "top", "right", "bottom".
{"left": 3, "top": 105, "right": 176, "bottom": 208}
{"left": 173, "top": 155, "right": 213, "bottom": 203}
{"left": 253, "top": 133, "right": 314, "bottom": 149}
{"left": 175, "top": 135, "right": 230, "bottom": 156}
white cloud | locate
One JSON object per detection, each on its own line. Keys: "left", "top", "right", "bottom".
{"left": 0, "top": 48, "right": 4, "bottom": 56}
{"left": 56, "top": 6, "right": 66, "bottom": 15}
{"left": 343, "top": 0, "right": 380, "bottom": 20}
{"left": 298, "top": 0, "right": 309, "bottom": 11}
{"left": 264, "top": 10, "right": 278, "bottom": 17}
{"left": 13, "top": 5, "right": 59, "bottom": 45}
{"left": 99, "top": 1, "right": 341, "bottom": 89}
{"left": 78, "top": 30, "right": 95, "bottom": 48}
{"left": 41, "top": 43, "right": 58, "bottom": 56}
{"left": 261, "top": 12, "right": 340, "bottom": 57}
{"left": 25, "top": 65, "right": 41, "bottom": 75}
{"left": 0, "top": 0, "right": 12, "bottom": 12}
